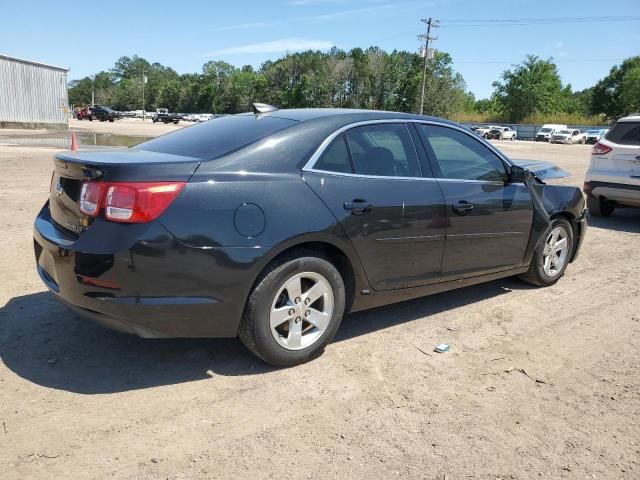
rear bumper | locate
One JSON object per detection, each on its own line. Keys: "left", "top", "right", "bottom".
{"left": 33, "top": 203, "right": 265, "bottom": 338}
{"left": 584, "top": 181, "right": 640, "bottom": 208}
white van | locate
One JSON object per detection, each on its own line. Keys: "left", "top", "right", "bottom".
{"left": 536, "top": 124, "right": 567, "bottom": 142}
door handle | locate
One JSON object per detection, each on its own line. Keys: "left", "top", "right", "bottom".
{"left": 452, "top": 201, "right": 474, "bottom": 216}
{"left": 344, "top": 199, "right": 372, "bottom": 215}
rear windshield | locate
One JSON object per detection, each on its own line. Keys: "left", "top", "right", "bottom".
{"left": 605, "top": 121, "right": 640, "bottom": 146}
{"left": 135, "top": 114, "right": 297, "bottom": 159}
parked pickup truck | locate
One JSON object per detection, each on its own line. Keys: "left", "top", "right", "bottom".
{"left": 550, "top": 129, "right": 587, "bottom": 144}
{"left": 486, "top": 126, "right": 517, "bottom": 140}
{"left": 474, "top": 125, "right": 502, "bottom": 138}
{"left": 152, "top": 108, "right": 181, "bottom": 124}
{"left": 536, "top": 124, "right": 567, "bottom": 142}
{"left": 76, "top": 106, "right": 120, "bottom": 122}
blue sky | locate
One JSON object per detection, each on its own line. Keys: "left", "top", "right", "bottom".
{"left": 2, "top": 0, "right": 639, "bottom": 99}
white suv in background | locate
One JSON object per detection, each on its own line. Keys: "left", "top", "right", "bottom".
{"left": 584, "top": 114, "right": 640, "bottom": 216}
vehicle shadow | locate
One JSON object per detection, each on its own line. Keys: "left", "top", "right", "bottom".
{"left": 588, "top": 208, "right": 640, "bottom": 234}
{"left": 1, "top": 278, "right": 528, "bottom": 394}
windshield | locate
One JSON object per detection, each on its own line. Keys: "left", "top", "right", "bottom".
{"left": 135, "top": 114, "right": 297, "bottom": 160}
{"left": 587, "top": 130, "right": 599, "bottom": 134}
{"left": 558, "top": 130, "right": 571, "bottom": 134}
{"left": 539, "top": 128, "right": 552, "bottom": 133}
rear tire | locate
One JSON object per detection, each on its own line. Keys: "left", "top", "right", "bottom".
{"left": 239, "top": 252, "right": 346, "bottom": 367}
{"left": 587, "top": 195, "right": 614, "bottom": 217}
{"left": 519, "top": 218, "right": 573, "bottom": 287}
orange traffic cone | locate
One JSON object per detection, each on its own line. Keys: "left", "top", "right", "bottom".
{"left": 70, "top": 132, "right": 78, "bottom": 151}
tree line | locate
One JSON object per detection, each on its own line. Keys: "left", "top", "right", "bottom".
{"left": 68, "top": 49, "right": 639, "bottom": 124}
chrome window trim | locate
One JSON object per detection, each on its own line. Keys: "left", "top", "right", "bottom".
{"left": 303, "top": 168, "right": 438, "bottom": 182}
{"left": 302, "top": 118, "right": 514, "bottom": 181}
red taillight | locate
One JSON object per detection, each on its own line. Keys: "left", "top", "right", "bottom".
{"left": 592, "top": 142, "right": 612, "bottom": 155}
{"left": 79, "top": 181, "right": 185, "bottom": 223}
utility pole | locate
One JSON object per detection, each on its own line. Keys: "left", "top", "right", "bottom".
{"left": 142, "top": 69, "right": 147, "bottom": 120}
{"left": 91, "top": 74, "right": 95, "bottom": 107}
{"left": 418, "top": 17, "right": 439, "bottom": 115}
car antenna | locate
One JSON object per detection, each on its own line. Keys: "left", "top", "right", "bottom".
{"left": 252, "top": 103, "right": 278, "bottom": 114}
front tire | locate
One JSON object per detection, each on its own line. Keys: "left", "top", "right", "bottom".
{"left": 587, "top": 195, "right": 614, "bottom": 217}
{"left": 239, "top": 252, "right": 346, "bottom": 367}
{"left": 519, "top": 218, "right": 573, "bottom": 287}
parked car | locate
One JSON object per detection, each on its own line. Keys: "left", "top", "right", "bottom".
{"left": 486, "top": 126, "right": 517, "bottom": 140}
{"left": 585, "top": 128, "right": 609, "bottom": 144}
{"left": 196, "top": 113, "right": 215, "bottom": 122}
{"left": 584, "top": 114, "right": 640, "bottom": 216}
{"left": 550, "top": 129, "right": 586, "bottom": 144}
{"left": 152, "top": 108, "right": 181, "bottom": 124}
{"left": 76, "top": 106, "right": 120, "bottom": 122}
{"left": 536, "top": 124, "right": 567, "bottom": 142}
{"left": 34, "top": 106, "right": 586, "bottom": 366}
{"left": 474, "top": 125, "right": 502, "bottom": 138}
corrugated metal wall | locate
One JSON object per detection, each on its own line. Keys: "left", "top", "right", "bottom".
{"left": 0, "top": 56, "right": 68, "bottom": 125}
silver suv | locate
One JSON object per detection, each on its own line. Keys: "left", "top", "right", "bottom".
{"left": 584, "top": 115, "right": 640, "bottom": 216}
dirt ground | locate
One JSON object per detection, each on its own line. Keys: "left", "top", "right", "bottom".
{"left": 0, "top": 139, "right": 638, "bottom": 480}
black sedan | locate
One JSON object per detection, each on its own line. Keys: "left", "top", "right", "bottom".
{"left": 34, "top": 106, "right": 587, "bottom": 366}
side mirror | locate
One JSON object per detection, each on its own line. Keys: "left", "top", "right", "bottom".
{"left": 509, "top": 165, "right": 529, "bottom": 183}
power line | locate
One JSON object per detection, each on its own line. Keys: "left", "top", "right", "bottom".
{"left": 439, "top": 15, "right": 640, "bottom": 27}
{"left": 443, "top": 15, "right": 639, "bottom": 22}
{"left": 455, "top": 58, "right": 626, "bottom": 64}
{"left": 418, "top": 17, "right": 439, "bottom": 115}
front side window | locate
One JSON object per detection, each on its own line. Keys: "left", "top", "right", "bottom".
{"left": 344, "top": 124, "right": 421, "bottom": 177}
{"left": 418, "top": 124, "right": 507, "bottom": 182}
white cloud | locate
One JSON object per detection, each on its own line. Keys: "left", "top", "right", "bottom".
{"left": 555, "top": 41, "right": 564, "bottom": 48}
{"left": 202, "top": 38, "right": 335, "bottom": 56}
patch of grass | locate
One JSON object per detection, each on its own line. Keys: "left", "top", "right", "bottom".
{"left": 449, "top": 111, "right": 609, "bottom": 126}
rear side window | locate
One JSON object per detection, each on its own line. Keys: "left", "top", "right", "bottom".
{"left": 314, "top": 135, "right": 353, "bottom": 173}
{"left": 135, "top": 114, "right": 297, "bottom": 160}
{"left": 418, "top": 124, "right": 507, "bottom": 182}
{"left": 605, "top": 121, "right": 640, "bottom": 146}
{"left": 345, "top": 124, "right": 421, "bottom": 177}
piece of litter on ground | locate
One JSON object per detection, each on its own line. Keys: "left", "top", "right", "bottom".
{"left": 414, "top": 346, "right": 432, "bottom": 357}
{"left": 434, "top": 344, "right": 450, "bottom": 353}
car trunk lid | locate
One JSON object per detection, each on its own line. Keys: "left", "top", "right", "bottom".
{"left": 49, "top": 149, "right": 200, "bottom": 236}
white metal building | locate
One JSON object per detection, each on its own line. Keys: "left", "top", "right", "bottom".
{"left": 0, "top": 53, "right": 69, "bottom": 128}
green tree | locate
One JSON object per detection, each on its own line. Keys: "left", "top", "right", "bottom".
{"left": 158, "top": 80, "right": 181, "bottom": 111}
{"left": 591, "top": 57, "right": 640, "bottom": 120}
{"left": 67, "top": 49, "right": 476, "bottom": 117}
{"left": 492, "top": 55, "right": 571, "bottom": 122}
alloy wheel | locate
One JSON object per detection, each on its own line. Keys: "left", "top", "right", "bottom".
{"left": 542, "top": 226, "right": 569, "bottom": 277}
{"left": 269, "top": 272, "right": 334, "bottom": 351}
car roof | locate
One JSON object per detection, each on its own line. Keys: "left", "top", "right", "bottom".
{"left": 618, "top": 114, "right": 640, "bottom": 122}
{"left": 243, "top": 108, "right": 457, "bottom": 127}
